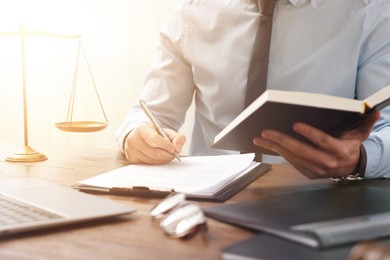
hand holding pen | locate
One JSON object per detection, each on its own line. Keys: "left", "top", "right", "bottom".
{"left": 139, "top": 100, "right": 181, "bottom": 162}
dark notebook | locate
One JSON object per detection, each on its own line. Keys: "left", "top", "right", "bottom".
{"left": 222, "top": 233, "right": 390, "bottom": 260}
{"left": 205, "top": 185, "right": 390, "bottom": 248}
{"left": 223, "top": 233, "right": 351, "bottom": 260}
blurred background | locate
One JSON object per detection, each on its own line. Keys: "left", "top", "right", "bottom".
{"left": 0, "top": 0, "right": 194, "bottom": 154}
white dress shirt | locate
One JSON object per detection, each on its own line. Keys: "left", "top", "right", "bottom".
{"left": 116, "top": 0, "right": 390, "bottom": 178}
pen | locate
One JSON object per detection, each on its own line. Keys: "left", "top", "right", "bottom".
{"left": 139, "top": 99, "right": 181, "bottom": 162}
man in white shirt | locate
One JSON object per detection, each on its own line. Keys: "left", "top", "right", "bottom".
{"left": 116, "top": 0, "right": 390, "bottom": 179}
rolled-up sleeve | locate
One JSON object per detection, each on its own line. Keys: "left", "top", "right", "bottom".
{"left": 115, "top": 2, "right": 196, "bottom": 153}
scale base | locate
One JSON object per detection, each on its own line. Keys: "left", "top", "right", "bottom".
{"left": 6, "top": 146, "right": 48, "bottom": 162}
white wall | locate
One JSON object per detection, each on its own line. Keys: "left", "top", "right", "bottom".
{"left": 0, "top": 0, "right": 194, "bottom": 153}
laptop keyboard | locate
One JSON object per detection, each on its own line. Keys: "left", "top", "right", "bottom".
{"left": 0, "top": 194, "right": 64, "bottom": 226}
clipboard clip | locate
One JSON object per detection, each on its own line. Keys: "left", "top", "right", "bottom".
{"left": 110, "top": 186, "right": 174, "bottom": 198}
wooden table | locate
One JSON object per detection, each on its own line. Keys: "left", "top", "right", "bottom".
{"left": 0, "top": 144, "right": 334, "bottom": 260}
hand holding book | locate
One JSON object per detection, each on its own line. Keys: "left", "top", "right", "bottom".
{"left": 212, "top": 85, "right": 390, "bottom": 153}
{"left": 254, "top": 109, "right": 380, "bottom": 179}
{"left": 212, "top": 86, "right": 388, "bottom": 179}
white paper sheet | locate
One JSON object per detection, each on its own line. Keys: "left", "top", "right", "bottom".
{"left": 76, "top": 153, "right": 258, "bottom": 195}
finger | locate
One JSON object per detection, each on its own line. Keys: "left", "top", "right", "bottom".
{"left": 139, "top": 130, "right": 178, "bottom": 162}
{"left": 293, "top": 110, "right": 380, "bottom": 150}
{"left": 253, "top": 136, "right": 321, "bottom": 178}
{"left": 256, "top": 130, "right": 351, "bottom": 178}
{"left": 141, "top": 126, "right": 176, "bottom": 154}
{"left": 292, "top": 122, "right": 339, "bottom": 153}
{"left": 164, "top": 128, "right": 186, "bottom": 154}
{"left": 125, "top": 125, "right": 175, "bottom": 164}
{"left": 136, "top": 147, "right": 175, "bottom": 165}
{"left": 259, "top": 129, "right": 334, "bottom": 166}
{"left": 293, "top": 110, "right": 380, "bottom": 151}
{"left": 128, "top": 136, "right": 175, "bottom": 164}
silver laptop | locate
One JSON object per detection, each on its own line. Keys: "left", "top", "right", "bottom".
{"left": 0, "top": 178, "right": 136, "bottom": 236}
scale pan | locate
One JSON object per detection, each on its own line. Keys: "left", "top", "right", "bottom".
{"left": 55, "top": 121, "right": 108, "bottom": 132}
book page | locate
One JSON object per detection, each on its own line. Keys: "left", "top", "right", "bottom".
{"left": 76, "top": 153, "right": 256, "bottom": 195}
{"left": 364, "top": 85, "right": 390, "bottom": 110}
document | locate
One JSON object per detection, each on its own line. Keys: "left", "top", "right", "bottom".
{"left": 73, "top": 154, "right": 271, "bottom": 202}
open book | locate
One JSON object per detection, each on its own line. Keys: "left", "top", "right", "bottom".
{"left": 73, "top": 154, "right": 270, "bottom": 202}
{"left": 212, "top": 85, "right": 390, "bottom": 154}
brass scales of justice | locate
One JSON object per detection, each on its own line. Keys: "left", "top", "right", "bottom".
{"left": 1, "top": 24, "right": 109, "bottom": 162}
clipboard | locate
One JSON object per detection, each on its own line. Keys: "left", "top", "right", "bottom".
{"left": 73, "top": 163, "right": 271, "bottom": 202}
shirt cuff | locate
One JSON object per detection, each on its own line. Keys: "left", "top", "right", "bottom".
{"left": 356, "top": 145, "right": 367, "bottom": 178}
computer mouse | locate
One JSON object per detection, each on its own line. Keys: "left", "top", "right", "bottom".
{"left": 160, "top": 202, "right": 206, "bottom": 238}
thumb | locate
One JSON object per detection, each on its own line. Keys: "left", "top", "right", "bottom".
{"left": 356, "top": 109, "right": 380, "bottom": 139}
